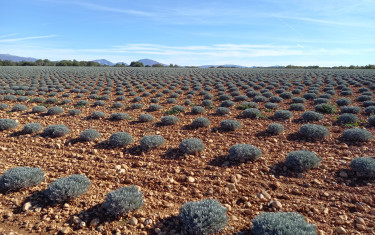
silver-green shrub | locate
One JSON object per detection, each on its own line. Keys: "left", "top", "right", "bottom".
{"left": 220, "top": 119, "right": 241, "bottom": 131}
{"left": 0, "top": 119, "right": 18, "bottom": 131}
{"left": 299, "top": 124, "right": 329, "bottom": 140}
{"left": 192, "top": 117, "right": 210, "bottom": 128}
{"left": 179, "top": 199, "right": 228, "bottom": 235}
{"left": 109, "top": 132, "right": 133, "bottom": 147}
{"left": 267, "top": 123, "right": 284, "bottom": 134}
{"left": 103, "top": 185, "right": 144, "bottom": 217}
{"left": 140, "top": 135, "right": 165, "bottom": 151}
{"left": 42, "top": 125, "right": 70, "bottom": 138}
{"left": 342, "top": 128, "right": 373, "bottom": 142}
{"left": 179, "top": 138, "right": 204, "bottom": 154}
{"left": 228, "top": 144, "right": 262, "bottom": 162}
{"left": 350, "top": 157, "right": 375, "bottom": 177}
{"left": 285, "top": 150, "right": 321, "bottom": 172}
{"left": 0, "top": 167, "right": 44, "bottom": 193}
{"left": 44, "top": 174, "right": 91, "bottom": 203}
{"left": 251, "top": 212, "right": 317, "bottom": 235}
{"left": 79, "top": 129, "right": 100, "bottom": 141}
{"left": 22, "top": 123, "right": 42, "bottom": 134}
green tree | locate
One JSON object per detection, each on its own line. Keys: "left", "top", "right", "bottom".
{"left": 152, "top": 63, "right": 164, "bottom": 67}
{"left": 130, "top": 61, "right": 144, "bottom": 67}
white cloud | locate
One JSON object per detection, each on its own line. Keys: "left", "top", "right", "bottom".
{"left": 0, "top": 35, "right": 58, "bottom": 43}
{"left": 1, "top": 43, "right": 373, "bottom": 67}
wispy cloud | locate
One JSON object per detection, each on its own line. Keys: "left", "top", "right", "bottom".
{"left": 0, "top": 35, "right": 57, "bottom": 43}
{"left": 72, "top": 1, "right": 155, "bottom": 17}
{"left": 0, "top": 33, "right": 18, "bottom": 39}
{"left": 274, "top": 15, "right": 375, "bottom": 28}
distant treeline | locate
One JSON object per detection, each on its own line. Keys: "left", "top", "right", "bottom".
{"left": 284, "top": 64, "right": 375, "bottom": 69}
{"left": 0, "top": 59, "right": 374, "bottom": 69}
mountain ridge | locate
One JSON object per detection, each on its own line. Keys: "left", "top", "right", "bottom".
{"left": 0, "top": 54, "right": 248, "bottom": 68}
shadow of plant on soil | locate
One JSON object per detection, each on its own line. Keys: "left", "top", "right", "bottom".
{"left": 145, "top": 215, "right": 182, "bottom": 235}
{"left": 208, "top": 155, "right": 252, "bottom": 168}
{"left": 161, "top": 148, "right": 185, "bottom": 160}
{"left": 333, "top": 169, "right": 374, "bottom": 187}
{"left": 8, "top": 131, "right": 25, "bottom": 137}
{"left": 13, "top": 189, "right": 67, "bottom": 215}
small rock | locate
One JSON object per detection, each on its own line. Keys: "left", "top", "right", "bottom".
{"left": 261, "top": 190, "right": 272, "bottom": 200}
{"left": 115, "top": 165, "right": 122, "bottom": 170}
{"left": 223, "top": 204, "right": 231, "bottom": 211}
{"left": 34, "top": 206, "right": 42, "bottom": 212}
{"left": 271, "top": 181, "right": 281, "bottom": 189}
{"left": 90, "top": 218, "right": 100, "bottom": 227}
{"left": 4, "top": 212, "right": 13, "bottom": 218}
{"left": 355, "top": 217, "right": 365, "bottom": 225}
{"left": 63, "top": 203, "right": 70, "bottom": 208}
{"left": 144, "top": 218, "right": 153, "bottom": 226}
{"left": 129, "top": 217, "right": 138, "bottom": 225}
{"left": 187, "top": 176, "right": 195, "bottom": 183}
{"left": 226, "top": 183, "right": 236, "bottom": 190}
{"left": 270, "top": 200, "right": 282, "bottom": 209}
{"left": 23, "top": 202, "right": 32, "bottom": 211}
{"left": 356, "top": 223, "right": 366, "bottom": 231}
{"left": 313, "top": 179, "right": 322, "bottom": 185}
{"left": 72, "top": 216, "right": 82, "bottom": 224}
{"left": 339, "top": 171, "right": 348, "bottom": 178}
{"left": 257, "top": 193, "right": 265, "bottom": 200}
{"left": 79, "top": 221, "right": 86, "bottom": 228}
{"left": 230, "top": 215, "right": 238, "bottom": 221}
{"left": 335, "top": 226, "right": 346, "bottom": 234}
{"left": 59, "top": 227, "right": 71, "bottom": 234}
{"left": 97, "top": 225, "right": 104, "bottom": 232}
{"left": 154, "top": 228, "right": 161, "bottom": 233}
{"left": 323, "top": 208, "right": 329, "bottom": 214}
{"left": 243, "top": 209, "right": 252, "bottom": 215}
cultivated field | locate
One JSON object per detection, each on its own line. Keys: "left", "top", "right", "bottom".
{"left": 0, "top": 66, "right": 374, "bottom": 234}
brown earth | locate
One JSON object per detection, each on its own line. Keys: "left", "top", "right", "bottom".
{"left": 0, "top": 70, "right": 374, "bottom": 235}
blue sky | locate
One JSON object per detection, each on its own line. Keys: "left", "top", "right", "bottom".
{"left": 1, "top": 0, "right": 374, "bottom": 66}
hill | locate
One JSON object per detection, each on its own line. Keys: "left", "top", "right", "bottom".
{"left": 0, "top": 54, "right": 38, "bottom": 62}
{"left": 138, "top": 59, "right": 166, "bottom": 66}
{"left": 92, "top": 59, "right": 114, "bottom": 66}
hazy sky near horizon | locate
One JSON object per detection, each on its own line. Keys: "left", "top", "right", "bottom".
{"left": 1, "top": 0, "right": 374, "bottom": 66}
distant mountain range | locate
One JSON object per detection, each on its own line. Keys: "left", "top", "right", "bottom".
{"left": 138, "top": 59, "right": 166, "bottom": 66}
{"left": 0, "top": 54, "right": 38, "bottom": 62}
{"left": 0, "top": 54, "right": 249, "bottom": 68}
{"left": 199, "top": 64, "right": 248, "bottom": 68}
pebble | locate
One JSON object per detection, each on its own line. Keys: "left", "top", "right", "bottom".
{"left": 97, "top": 225, "right": 104, "bottom": 232}
{"left": 355, "top": 217, "right": 365, "bottom": 225}
{"left": 144, "top": 218, "right": 153, "bottom": 225}
{"left": 261, "top": 190, "right": 271, "bottom": 200}
{"left": 129, "top": 217, "right": 138, "bottom": 225}
{"left": 90, "top": 218, "right": 100, "bottom": 227}
{"left": 356, "top": 223, "right": 366, "bottom": 231}
{"left": 270, "top": 200, "right": 282, "bottom": 209}
{"left": 223, "top": 204, "right": 231, "bottom": 211}
{"left": 313, "top": 179, "right": 322, "bottom": 185}
{"left": 154, "top": 228, "right": 161, "bottom": 233}
{"left": 335, "top": 226, "right": 346, "bottom": 234}
{"left": 59, "top": 227, "right": 71, "bottom": 234}
{"left": 339, "top": 171, "right": 348, "bottom": 178}
{"left": 226, "top": 183, "right": 236, "bottom": 190}
{"left": 79, "top": 221, "right": 86, "bottom": 228}
{"left": 187, "top": 176, "right": 195, "bottom": 183}
{"left": 22, "top": 202, "right": 32, "bottom": 211}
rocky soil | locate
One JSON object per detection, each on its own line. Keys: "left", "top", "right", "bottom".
{"left": 0, "top": 69, "right": 374, "bottom": 234}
